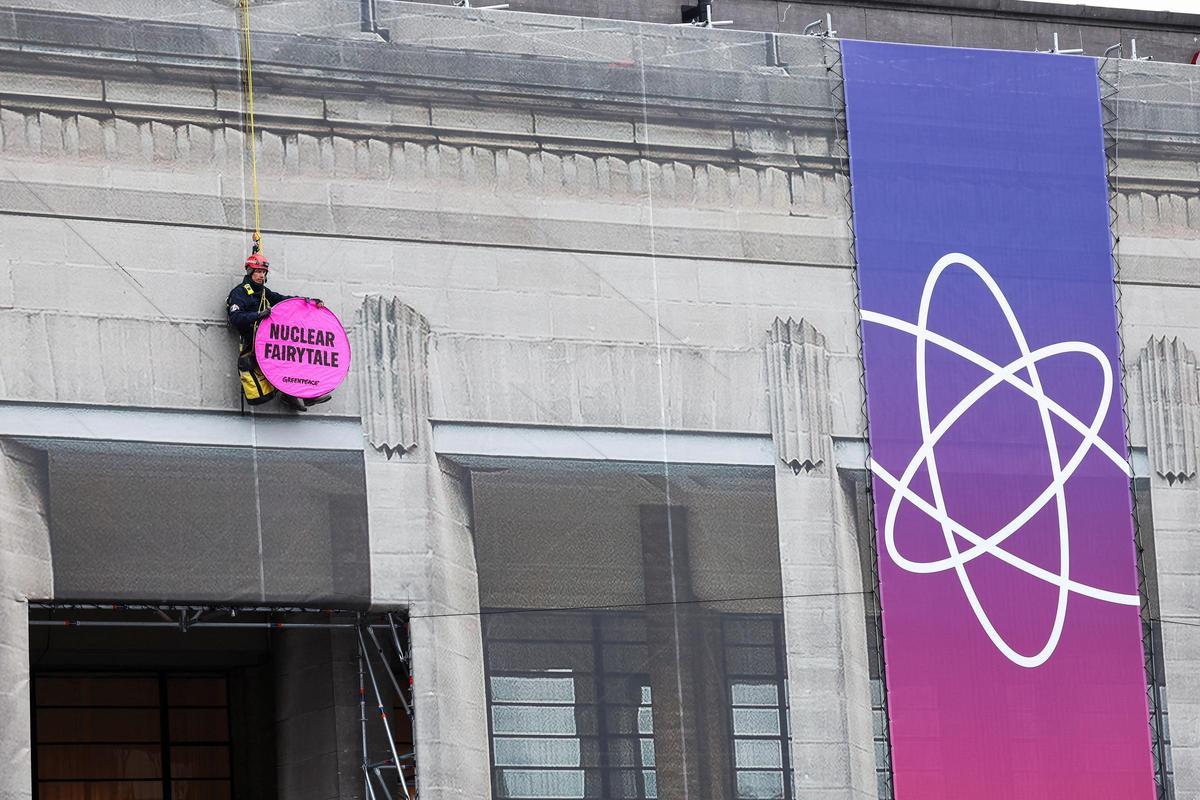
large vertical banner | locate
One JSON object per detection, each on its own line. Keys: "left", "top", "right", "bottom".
{"left": 842, "top": 42, "right": 1156, "bottom": 798}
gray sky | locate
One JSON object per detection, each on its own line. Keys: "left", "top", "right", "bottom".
{"left": 1020, "top": 0, "right": 1196, "bottom": 11}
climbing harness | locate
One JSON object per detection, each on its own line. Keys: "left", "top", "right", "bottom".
{"left": 236, "top": 282, "right": 277, "bottom": 406}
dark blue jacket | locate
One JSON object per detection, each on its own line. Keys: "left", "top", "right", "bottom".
{"left": 227, "top": 279, "right": 291, "bottom": 348}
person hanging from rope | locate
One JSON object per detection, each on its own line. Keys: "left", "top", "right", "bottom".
{"left": 230, "top": 4, "right": 342, "bottom": 411}
{"left": 226, "top": 242, "right": 332, "bottom": 412}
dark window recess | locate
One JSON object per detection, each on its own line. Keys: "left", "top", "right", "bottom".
{"left": 33, "top": 672, "right": 233, "bottom": 800}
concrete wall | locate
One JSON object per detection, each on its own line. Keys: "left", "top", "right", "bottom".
{"left": 1152, "top": 477, "right": 1200, "bottom": 799}
{"left": 0, "top": 441, "right": 52, "bottom": 800}
{"left": 2, "top": 4, "right": 1196, "bottom": 430}
{"left": 472, "top": 465, "right": 781, "bottom": 612}
{"left": 775, "top": 464, "right": 875, "bottom": 799}
{"left": 365, "top": 446, "right": 491, "bottom": 799}
{"left": 274, "top": 629, "right": 367, "bottom": 800}
{"left": 12, "top": 0, "right": 1195, "bottom": 64}
{"left": 43, "top": 444, "right": 370, "bottom": 604}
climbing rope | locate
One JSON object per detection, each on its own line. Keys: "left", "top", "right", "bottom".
{"left": 239, "top": 0, "right": 263, "bottom": 251}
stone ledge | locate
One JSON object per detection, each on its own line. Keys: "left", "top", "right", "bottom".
{"left": 0, "top": 69, "right": 103, "bottom": 101}
{"left": 0, "top": 179, "right": 852, "bottom": 267}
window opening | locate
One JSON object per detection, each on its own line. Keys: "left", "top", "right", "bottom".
{"left": 484, "top": 610, "right": 654, "bottom": 799}
{"left": 721, "top": 615, "right": 792, "bottom": 800}
{"left": 28, "top": 604, "right": 415, "bottom": 800}
{"left": 483, "top": 609, "right": 790, "bottom": 800}
{"left": 33, "top": 671, "right": 233, "bottom": 800}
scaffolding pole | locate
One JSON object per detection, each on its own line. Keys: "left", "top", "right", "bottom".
{"left": 406, "top": 616, "right": 419, "bottom": 794}
{"left": 30, "top": 602, "right": 357, "bottom": 614}
{"left": 386, "top": 611, "right": 408, "bottom": 663}
{"left": 373, "top": 766, "right": 396, "bottom": 800}
{"left": 29, "top": 620, "right": 364, "bottom": 629}
{"left": 28, "top": 602, "right": 403, "bottom": 633}
{"left": 358, "top": 626, "right": 412, "bottom": 800}
{"left": 359, "top": 633, "right": 381, "bottom": 800}
{"left": 368, "top": 625, "right": 413, "bottom": 718}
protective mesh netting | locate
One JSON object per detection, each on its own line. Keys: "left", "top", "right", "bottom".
{"left": 3, "top": 2, "right": 1199, "bottom": 799}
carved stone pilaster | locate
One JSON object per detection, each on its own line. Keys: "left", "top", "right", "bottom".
{"left": 1137, "top": 336, "right": 1200, "bottom": 484}
{"left": 766, "top": 317, "right": 832, "bottom": 474}
{"left": 356, "top": 295, "right": 431, "bottom": 458}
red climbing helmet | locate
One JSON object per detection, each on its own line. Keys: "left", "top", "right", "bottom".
{"left": 244, "top": 252, "right": 269, "bottom": 272}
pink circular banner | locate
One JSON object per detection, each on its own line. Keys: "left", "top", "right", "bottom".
{"left": 254, "top": 298, "right": 351, "bottom": 398}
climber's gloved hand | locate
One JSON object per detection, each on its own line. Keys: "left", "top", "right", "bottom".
{"left": 256, "top": 308, "right": 272, "bottom": 321}
{"left": 308, "top": 297, "right": 325, "bottom": 309}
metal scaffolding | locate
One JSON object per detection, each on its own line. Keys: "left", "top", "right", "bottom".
{"left": 358, "top": 612, "right": 416, "bottom": 799}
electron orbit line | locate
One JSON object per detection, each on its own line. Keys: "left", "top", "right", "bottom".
{"left": 861, "top": 252, "right": 1139, "bottom": 669}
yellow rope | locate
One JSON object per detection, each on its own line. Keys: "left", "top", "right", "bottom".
{"left": 239, "top": 0, "right": 262, "bottom": 249}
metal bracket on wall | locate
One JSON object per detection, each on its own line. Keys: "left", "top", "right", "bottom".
{"left": 803, "top": 13, "right": 836, "bottom": 37}
{"left": 1041, "top": 32, "right": 1084, "bottom": 54}
{"left": 455, "top": 0, "right": 511, "bottom": 9}
{"left": 1104, "top": 40, "right": 1153, "bottom": 61}
{"left": 360, "top": 0, "right": 391, "bottom": 40}
{"left": 679, "top": 0, "right": 731, "bottom": 28}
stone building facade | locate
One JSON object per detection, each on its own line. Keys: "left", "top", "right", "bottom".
{"left": 0, "top": 1, "right": 1198, "bottom": 799}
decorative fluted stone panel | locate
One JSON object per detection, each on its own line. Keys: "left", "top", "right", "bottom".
{"left": 766, "top": 317, "right": 832, "bottom": 473}
{"left": 1138, "top": 336, "right": 1200, "bottom": 484}
{"left": 356, "top": 296, "right": 431, "bottom": 458}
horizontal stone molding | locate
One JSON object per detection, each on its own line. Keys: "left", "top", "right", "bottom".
{"left": 0, "top": 307, "right": 360, "bottom": 415}
{"left": 0, "top": 176, "right": 854, "bottom": 266}
{"left": 0, "top": 90, "right": 837, "bottom": 172}
{"left": 3, "top": 100, "right": 1196, "bottom": 236}
{"left": 1114, "top": 190, "right": 1200, "bottom": 238}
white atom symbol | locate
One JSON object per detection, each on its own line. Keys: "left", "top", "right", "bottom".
{"left": 862, "top": 252, "right": 1139, "bottom": 669}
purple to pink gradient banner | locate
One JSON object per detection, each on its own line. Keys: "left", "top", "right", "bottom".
{"left": 842, "top": 42, "right": 1156, "bottom": 798}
